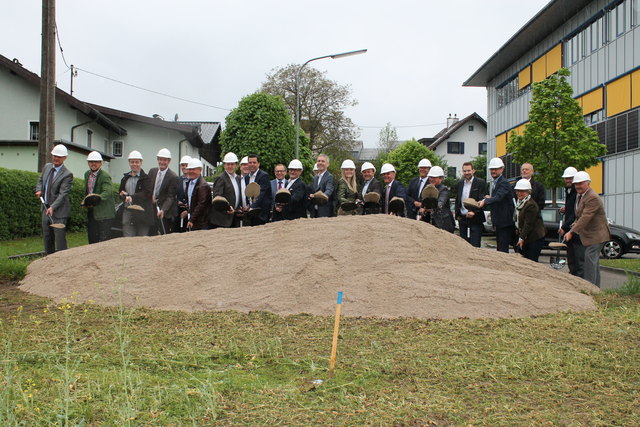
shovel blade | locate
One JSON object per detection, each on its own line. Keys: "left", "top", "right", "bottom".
{"left": 49, "top": 223, "right": 66, "bottom": 229}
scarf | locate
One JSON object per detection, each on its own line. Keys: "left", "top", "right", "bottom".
{"left": 514, "top": 194, "right": 531, "bottom": 230}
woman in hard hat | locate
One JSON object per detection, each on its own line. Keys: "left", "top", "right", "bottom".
{"left": 513, "top": 178, "right": 545, "bottom": 262}
{"left": 335, "top": 159, "right": 361, "bottom": 215}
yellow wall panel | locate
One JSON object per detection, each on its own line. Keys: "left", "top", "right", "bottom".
{"left": 546, "top": 44, "right": 562, "bottom": 77}
{"left": 532, "top": 56, "right": 547, "bottom": 83}
{"left": 496, "top": 133, "right": 507, "bottom": 157}
{"left": 516, "top": 122, "right": 528, "bottom": 135}
{"left": 632, "top": 70, "right": 640, "bottom": 109}
{"left": 606, "top": 74, "right": 631, "bottom": 117}
{"left": 577, "top": 96, "right": 584, "bottom": 109}
{"left": 585, "top": 162, "right": 603, "bottom": 194}
{"left": 582, "top": 87, "right": 604, "bottom": 115}
{"left": 518, "top": 66, "right": 531, "bottom": 89}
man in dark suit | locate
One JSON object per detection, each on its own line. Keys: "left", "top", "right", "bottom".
{"left": 148, "top": 148, "right": 179, "bottom": 235}
{"left": 406, "top": 158, "right": 432, "bottom": 220}
{"left": 175, "top": 155, "right": 192, "bottom": 233}
{"left": 558, "top": 167, "right": 579, "bottom": 276}
{"left": 246, "top": 154, "right": 273, "bottom": 226}
{"left": 210, "top": 152, "right": 241, "bottom": 228}
{"left": 35, "top": 144, "right": 73, "bottom": 254}
{"left": 84, "top": 151, "right": 115, "bottom": 243}
{"left": 309, "top": 154, "right": 334, "bottom": 218}
{"left": 181, "top": 158, "right": 211, "bottom": 230}
{"left": 119, "top": 150, "right": 154, "bottom": 237}
{"left": 273, "top": 159, "right": 307, "bottom": 221}
{"left": 270, "top": 163, "right": 287, "bottom": 219}
{"left": 517, "top": 163, "right": 545, "bottom": 210}
{"left": 478, "top": 157, "right": 515, "bottom": 253}
{"left": 360, "top": 162, "right": 382, "bottom": 215}
{"left": 380, "top": 163, "right": 407, "bottom": 217}
{"left": 455, "top": 161, "right": 487, "bottom": 247}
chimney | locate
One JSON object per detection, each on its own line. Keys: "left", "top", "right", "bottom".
{"left": 447, "top": 113, "right": 459, "bottom": 128}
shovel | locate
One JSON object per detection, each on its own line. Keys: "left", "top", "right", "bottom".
{"left": 156, "top": 203, "right": 167, "bottom": 235}
{"left": 39, "top": 197, "right": 65, "bottom": 229}
{"left": 549, "top": 218, "right": 567, "bottom": 270}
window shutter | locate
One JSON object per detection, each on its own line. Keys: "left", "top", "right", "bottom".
{"left": 460, "top": 142, "right": 465, "bottom": 154}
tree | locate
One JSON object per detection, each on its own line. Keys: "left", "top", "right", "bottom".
{"left": 377, "top": 122, "right": 398, "bottom": 154}
{"left": 507, "top": 68, "right": 606, "bottom": 205}
{"left": 220, "top": 92, "right": 312, "bottom": 178}
{"left": 260, "top": 65, "right": 359, "bottom": 157}
{"left": 384, "top": 139, "right": 444, "bottom": 186}
{"left": 471, "top": 154, "right": 487, "bottom": 179}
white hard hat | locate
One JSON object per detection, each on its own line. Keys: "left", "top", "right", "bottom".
{"left": 361, "top": 162, "right": 376, "bottom": 172}
{"left": 288, "top": 159, "right": 303, "bottom": 170}
{"left": 427, "top": 165, "right": 445, "bottom": 177}
{"left": 51, "top": 144, "right": 68, "bottom": 157}
{"left": 240, "top": 156, "right": 249, "bottom": 165}
{"left": 187, "top": 158, "right": 203, "bottom": 169}
{"left": 156, "top": 148, "right": 171, "bottom": 159}
{"left": 514, "top": 178, "right": 532, "bottom": 191}
{"left": 128, "top": 150, "right": 143, "bottom": 160}
{"left": 380, "top": 163, "right": 396, "bottom": 174}
{"left": 418, "top": 158, "right": 432, "bottom": 168}
{"left": 488, "top": 157, "right": 505, "bottom": 169}
{"left": 341, "top": 159, "right": 356, "bottom": 169}
{"left": 179, "top": 155, "right": 192, "bottom": 165}
{"left": 313, "top": 163, "right": 318, "bottom": 171}
{"left": 572, "top": 171, "right": 591, "bottom": 183}
{"left": 562, "top": 166, "right": 578, "bottom": 178}
{"left": 87, "top": 151, "right": 103, "bottom": 162}
{"left": 223, "top": 152, "right": 239, "bottom": 163}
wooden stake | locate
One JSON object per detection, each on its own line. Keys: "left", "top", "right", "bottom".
{"left": 328, "top": 291, "right": 343, "bottom": 378}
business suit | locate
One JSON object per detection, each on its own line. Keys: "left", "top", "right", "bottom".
{"left": 484, "top": 174, "right": 515, "bottom": 253}
{"left": 246, "top": 169, "right": 273, "bottom": 225}
{"left": 119, "top": 170, "right": 154, "bottom": 236}
{"left": 406, "top": 176, "right": 429, "bottom": 220}
{"left": 210, "top": 172, "right": 241, "bottom": 228}
{"left": 455, "top": 176, "right": 487, "bottom": 247}
{"left": 148, "top": 167, "right": 179, "bottom": 234}
{"left": 273, "top": 178, "right": 307, "bottom": 221}
{"left": 515, "top": 198, "right": 545, "bottom": 262}
{"left": 175, "top": 175, "right": 190, "bottom": 232}
{"left": 187, "top": 176, "right": 211, "bottom": 230}
{"left": 430, "top": 183, "right": 455, "bottom": 233}
{"left": 84, "top": 168, "right": 115, "bottom": 243}
{"left": 381, "top": 180, "right": 407, "bottom": 217}
{"left": 36, "top": 163, "right": 73, "bottom": 254}
{"left": 361, "top": 177, "right": 382, "bottom": 215}
{"left": 310, "top": 171, "right": 335, "bottom": 217}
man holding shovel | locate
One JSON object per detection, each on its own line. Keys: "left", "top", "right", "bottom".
{"left": 35, "top": 144, "right": 73, "bottom": 254}
{"left": 83, "top": 151, "right": 115, "bottom": 243}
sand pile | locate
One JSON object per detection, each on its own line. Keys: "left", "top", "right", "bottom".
{"left": 20, "top": 215, "right": 598, "bottom": 319}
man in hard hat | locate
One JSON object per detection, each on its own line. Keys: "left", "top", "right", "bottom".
{"left": 425, "top": 166, "right": 455, "bottom": 232}
{"left": 360, "top": 162, "right": 382, "bottom": 215}
{"left": 273, "top": 159, "right": 307, "bottom": 221}
{"left": 558, "top": 167, "right": 579, "bottom": 275}
{"left": 455, "top": 161, "right": 487, "bottom": 247}
{"left": 210, "top": 152, "right": 242, "bottom": 228}
{"left": 380, "top": 163, "right": 407, "bottom": 217}
{"left": 309, "top": 154, "right": 335, "bottom": 218}
{"left": 83, "top": 151, "right": 115, "bottom": 243}
{"left": 119, "top": 150, "right": 154, "bottom": 237}
{"left": 406, "top": 158, "right": 432, "bottom": 220}
{"left": 148, "top": 148, "right": 178, "bottom": 235}
{"left": 181, "top": 158, "right": 211, "bottom": 230}
{"left": 478, "top": 157, "right": 515, "bottom": 253}
{"left": 517, "top": 163, "right": 545, "bottom": 211}
{"left": 175, "top": 155, "right": 192, "bottom": 232}
{"left": 564, "top": 171, "right": 610, "bottom": 286}
{"left": 246, "top": 154, "right": 273, "bottom": 226}
{"left": 35, "top": 144, "right": 74, "bottom": 254}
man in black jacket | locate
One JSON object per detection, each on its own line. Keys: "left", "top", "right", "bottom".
{"left": 406, "top": 158, "right": 432, "bottom": 220}
{"left": 246, "top": 154, "right": 273, "bottom": 225}
{"left": 558, "top": 166, "right": 580, "bottom": 276}
{"left": 478, "top": 157, "right": 515, "bottom": 253}
{"left": 517, "top": 163, "right": 545, "bottom": 210}
{"left": 455, "top": 162, "right": 487, "bottom": 247}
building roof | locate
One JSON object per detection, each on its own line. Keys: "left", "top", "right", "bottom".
{"left": 425, "top": 112, "right": 487, "bottom": 150}
{"left": 177, "top": 121, "right": 221, "bottom": 145}
{"left": 463, "top": 0, "right": 592, "bottom": 87}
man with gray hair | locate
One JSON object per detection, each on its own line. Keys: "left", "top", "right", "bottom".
{"left": 309, "top": 154, "right": 334, "bottom": 218}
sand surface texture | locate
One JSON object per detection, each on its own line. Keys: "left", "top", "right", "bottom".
{"left": 20, "top": 215, "right": 598, "bottom": 319}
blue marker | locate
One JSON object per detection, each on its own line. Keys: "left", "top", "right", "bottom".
{"left": 337, "top": 291, "right": 343, "bottom": 305}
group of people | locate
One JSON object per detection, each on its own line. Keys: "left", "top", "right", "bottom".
{"left": 37, "top": 145, "right": 610, "bottom": 286}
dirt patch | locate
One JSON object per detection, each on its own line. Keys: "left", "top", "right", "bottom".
{"left": 19, "top": 215, "right": 598, "bottom": 319}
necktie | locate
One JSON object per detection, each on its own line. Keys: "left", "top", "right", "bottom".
{"left": 576, "top": 194, "right": 583, "bottom": 212}
{"left": 87, "top": 172, "right": 96, "bottom": 194}
{"left": 385, "top": 185, "right": 391, "bottom": 214}
{"left": 154, "top": 170, "right": 164, "bottom": 198}
{"left": 418, "top": 178, "right": 425, "bottom": 197}
{"left": 490, "top": 179, "right": 496, "bottom": 197}
{"left": 45, "top": 167, "right": 55, "bottom": 204}
{"left": 278, "top": 181, "right": 283, "bottom": 190}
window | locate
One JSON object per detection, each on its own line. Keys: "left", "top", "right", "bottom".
{"left": 29, "top": 121, "right": 39, "bottom": 140}
{"left": 633, "top": 0, "right": 639, "bottom": 27}
{"left": 112, "top": 140, "right": 123, "bottom": 157}
{"left": 616, "top": 1, "right": 626, "bottom": 36}
{"left": 447, "top": 167, "right": 456, "bottom": 178}
{"left": 478, "top": 142, "right": 487, "bottom": 155}
{"left": 87, "top": 129, "right": 93, "bottom": 148}
{"left": 447, "top": 141, "right": 464, "bottom": 154}
{"left": 468, "top": 125, "right": 474, "bottom": 131}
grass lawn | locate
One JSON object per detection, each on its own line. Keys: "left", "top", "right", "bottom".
{"left": 601, "top": 258, "right": 640, "bottom": 273}
{"left": 0, "top": 281, "right": 638, "bottom": 425}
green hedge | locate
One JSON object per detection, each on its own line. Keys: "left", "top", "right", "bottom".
{"left": 0, "top": 167, "right": 119, "bottom": 241}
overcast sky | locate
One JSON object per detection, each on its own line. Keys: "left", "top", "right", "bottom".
{"left": 1, "top": 0, "right": 548, "bottom": 147}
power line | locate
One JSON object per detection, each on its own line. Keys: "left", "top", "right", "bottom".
{"left": 54, "top": 22, "right": 70, "bottom": 70}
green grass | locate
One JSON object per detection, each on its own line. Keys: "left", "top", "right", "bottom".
{"left": 0, "top": 283, "right": 639, "bottom": 425}
{"left": 601, "top": 258, "right": 640, "bottom": 273}
{"left": 0, "top": 233, "right": 88, "bottom": 281}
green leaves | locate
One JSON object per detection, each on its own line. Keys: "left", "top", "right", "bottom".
{"left": 385, "top": 139, "right": 444, "bottom": 186}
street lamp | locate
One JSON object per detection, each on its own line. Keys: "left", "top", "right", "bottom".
{"left": 295, "top": 49, "right": 367, "bottom": 159}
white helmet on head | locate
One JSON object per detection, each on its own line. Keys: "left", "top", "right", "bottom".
{"left": 128, "top": 150, "right": 143, "bottom": 160}
{"left": 418, "top": 158, "right": 432, "bottom": 168}
{"left": 288, "top": 159, "right": 303, "bottom": 170}
{"left": 427, "top": 165, "right": 445, "bottom": 177}
{"left": 87, "top": 151, "right": 103, "bottom": 162}
{"left": 179, "top": 155, "right": 192, "bottom": 165}
{"left": 341, "top": 159, "right": 356, "bottom": 169}
{"left": 240, "top": 156, "right": 249, "bottom": 165}
{"left": 514, "top": 178, "right": 532, "bottom": 191}
{"left": 488, "top": 157, "right": 505, "bottom": 169}
{"left": 380, "top": 163, "right": 396, "bottom": 174}
{"left": 51, "top": 144, "right": 68, "bottom": 157}
{"left": 562, "top": 166, "right": 578, "bottom": 178}
{"left": 223, "top": 152, "right": 239, "bottom": 163}
{"left": 572, "top": 171, "right": 591, "bottom": 183}
{"left": 361, "top": 162, "right": 376, "bottom": 172}
{"left": 156, "top": 148, "right": 171, "bottom": 159}
{"left": 186, "top": 158, "right": 203, "bottom": 169}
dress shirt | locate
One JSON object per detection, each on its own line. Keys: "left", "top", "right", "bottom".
{"left": 460, "top": 177, "right": 473, "bottom": 216}
{"left": 286, "top": 177, "right": 298, "bottom": 190}
{"left": 228, "top": 172, "right": 240, "bottom": 208}
{"left": 362, "top": 179, "right": 371, "bottom": 197}
{"left": 125, "top": 173, "right": 139, "bottom": 196}
{"left": 187, "top": 179, "right": 196, "bottom": 205}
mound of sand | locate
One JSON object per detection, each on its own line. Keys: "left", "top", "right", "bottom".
{"left": 20, "top": 215, "right": 598, "bottom": 319}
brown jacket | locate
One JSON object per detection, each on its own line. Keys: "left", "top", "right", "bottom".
{"left": 571, "top": 188, "right": 610, "bottom": 246}
{"left": 517, "top": 198, "right": 545, "bottom": 244}
{"left": 188, "top": 176, "right": 211, "bottom": 230}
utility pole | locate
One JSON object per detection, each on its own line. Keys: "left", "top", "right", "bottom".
{"left": 38, "top": 0, "right": 56, "bottom": 172}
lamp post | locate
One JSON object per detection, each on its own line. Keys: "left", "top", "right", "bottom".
{"left": 295, "top": 49, "right": 367, "bottom": 159}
